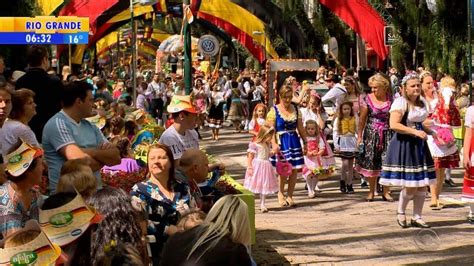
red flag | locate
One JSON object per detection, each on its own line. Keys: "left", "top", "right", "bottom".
{"left": 320, "top": 0, "right": 388, "bottom": 60}
{"left": 59, "top": 0, "right": 119, "bottom": 34}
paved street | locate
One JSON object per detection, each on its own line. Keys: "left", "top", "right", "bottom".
{"left": 201, "top": 127, "right": 474, "bottom": 265}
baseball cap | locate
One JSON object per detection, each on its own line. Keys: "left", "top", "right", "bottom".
{"left": 167, "top": 95, "right": 198, "bottom": 114}
{"left": 5, "top": 141, "right": 43, "bottom": 177}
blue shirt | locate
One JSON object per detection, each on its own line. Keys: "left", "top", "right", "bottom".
{"left": 42, "top": 110, "right": 106, "bottom": 193}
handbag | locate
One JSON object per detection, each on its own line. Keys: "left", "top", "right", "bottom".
{"left": 276, "top": 153, "right": 293, "bottom": 177}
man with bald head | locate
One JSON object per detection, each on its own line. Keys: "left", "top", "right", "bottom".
{"left": 178, "top": 149, "right": 226, "bottom": 211}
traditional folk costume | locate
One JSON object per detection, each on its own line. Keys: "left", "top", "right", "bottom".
{"left": 244, "top": 142, "right": 278, "bottom": 195}
{"left": 462, "top": 106, "right": 474, "bottom": 220}
{"left": 333, "top": 116, "right": 358, "bottom": 159}
{"left": 267, "top": 105, "right": 304, "bottom": 170}
{"left": 380, "top": 97, "right": 436, "bottom": 187}
{"left": 426, "top": 89, "right": 461, "bottom": 169}
{"left": 355, "top": 96, "right": 392, "bottom": 177}
{"left": 248, "top": 118, "right": 266, "bottom": 142}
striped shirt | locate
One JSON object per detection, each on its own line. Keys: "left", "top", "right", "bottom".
{"left": 42, "top": 110, "right": 106, "bottom": 193}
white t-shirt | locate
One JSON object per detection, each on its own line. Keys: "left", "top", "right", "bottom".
{"left": 0, "top": 120, "right": 40, "bottom": 159}
{"left": 300, "top": 107, "right": 327, "bottom": 128}
{"left": 158, "top": 126, "right": 199, "bottom": 160}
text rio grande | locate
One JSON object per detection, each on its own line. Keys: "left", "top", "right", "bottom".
{"left": 25, "top": 21, "right": 83, "bottom": 30}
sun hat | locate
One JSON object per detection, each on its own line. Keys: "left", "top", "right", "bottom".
{"left": 5, "top": 141, "right": 43, "bottom": 177}
{"left": 39, "top": 193, "right": 101, "bottom": 247}
{"left": 85, "top": 114, "right": 106, "bottom": 130}
{"left": 167, "top": 95, "right": 197, "bottom": 114}
{"left": 0, "top": 220, "right": 63, "bottom": 266}
{"left": 11, "top": 71, "right": 26, "bottom": 83}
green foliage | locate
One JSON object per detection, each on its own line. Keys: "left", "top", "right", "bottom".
{"left": 389, "top": 0, "right": 467, "bottom": 80}
{"left": 0, "top": 0, "right": 39, "bottom": 70}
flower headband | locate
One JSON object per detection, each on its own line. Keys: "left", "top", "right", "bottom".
{"left": 401, "top": 73, "right": 420, "bottom": 86}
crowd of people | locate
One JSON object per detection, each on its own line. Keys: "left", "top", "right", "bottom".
{"left": 0, "top": 46, "right": 256, "bottom": 265}
{"left": 0, "top": 44, "right": 474, "bottom": 265}
{"left": 240, "top": 65, "right": 474, "bottom": 230}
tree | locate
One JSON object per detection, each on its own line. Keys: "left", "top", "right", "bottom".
{"left": 0, "top": 0, "right": 39, "bottom": 71}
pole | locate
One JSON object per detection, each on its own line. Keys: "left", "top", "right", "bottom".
{"left": 130, "top": 0, "right": 137, "bottom": 104}
{"left": 117, "top": 31, "right": 120, "bottom": 68}
{"left": 414, "top": 0, "right": 422, "bottom": 68}
{"left": 469, "top": 0, "right": 473, "bottom": 103}
{"left": 68, "top": 44, "right": 72, "bottom": 71}
{"left": 184, "top": 0, "right": 192, "bottom": 95}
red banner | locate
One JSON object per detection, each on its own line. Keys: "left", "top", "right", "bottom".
{"left": 320, "top": 0, "right": 388, "bottom": 60}
{"left": 59, "top": 0, "right": 119, "bottom": 34}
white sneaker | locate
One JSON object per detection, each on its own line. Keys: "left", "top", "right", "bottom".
{"left": 314, "top": 185, "right": 321, "bottom": 193}
{"left": 308, "top": 192, "right": 316, "bottom": 199}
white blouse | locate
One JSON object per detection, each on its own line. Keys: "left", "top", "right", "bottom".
{"left": 389, "top": 97, "right": 429, "bottom": 127}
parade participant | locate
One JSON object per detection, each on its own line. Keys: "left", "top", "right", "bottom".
{"left": 0, "top": 85, "right": 12, "bottom": 183}
{"left": 131, "top": 144, "right": 194, "bottom": 264}
{"left": 207, "top": 84, "right": 226, "bottom": 141}
{"left": 356, "top": 74, "right": 393, "bottom": 202}
{"left": 462, "top": 104, "right": 474, "bottom": 223}
{"left": 89, "top": 187, "right": 147, "bottom": 265}
{"left": 267, "top": 85, "right": 307, "bottom": 207}
{"left": 334, "top": 102, "right": 358, "bottom": 194}
{"left": 192, "top": 78, "right": 209, "bottom": 138}
{"left": 342, "top": 77, "right": 366, "bottom": 116}
{"left": 248, "top": 103, "right": 267, "bottom": 142}
{"left": 426, "top": 76, "right": 461, "bottom": 210}
{"left": 302, "top": 120, "right": 333, "bottom": 198}
{"left": 301, "top": 92, "right": 327, "bottom": 127}
{"left": 0, "top": 141, "right": 44, "bottom": 237}
{"left": 16, "top": 45, "right": 63, "bottom": 141}
{"left": 158, "top": 95, "right": 198, "bottom": 164}
{"left": 160, "top": 195, "right": 252, "bottom": 266}
{"left": 240, "top": 79, "right": 252, "bottom": 131}
{"left": 380, "top": 74, "right": 436, "bottom": 228}
{"left": 244, "top": 124, "right": 278, "bottom": 212}
{"left": 42, "top": 81, "right": 120, "bottom": 193}
{"left": 0, "top": 89, "right": 39, "bottom": 159}
{"left": 420, "top": 71, "right": 438, "bottom": 114}
{"left": 227, "top": 81, "right": 245, "bottom": 133}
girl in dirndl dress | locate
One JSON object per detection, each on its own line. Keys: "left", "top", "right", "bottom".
{"left": 267, "top": 86, "right": 307, "bottom": 207}
{"left": 248, "top": 103, "right": 267, "bottom": 142}
{"left": 462, "top": 105, "right": 474, "bottom": 224}
{"left": 244, "top": 124, "right": 278, "bottom": 212}
{"left": 333, "top": 102, "right": 358, "bottom": 194}
{"left": 302, "top": 120, "right": 335, "bottom": 198}
{"left": 426, "top": 77, "right": 461, "bottom": 210}
{"left": 380, "top": 74, "right": 436, "bottom": 229}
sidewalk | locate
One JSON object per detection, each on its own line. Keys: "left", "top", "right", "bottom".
{"left": 201, "top": 128, "right": 474, "bottom": 265}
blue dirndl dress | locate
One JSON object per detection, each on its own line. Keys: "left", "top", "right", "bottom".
{"left": 380, "top": 103, "right": 436, "bottom": 187}
{"left": 269, "top": 105, "right": 304, "bottom": 169}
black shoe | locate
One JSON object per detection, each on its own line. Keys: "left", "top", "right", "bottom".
{"left": 397, "top": 213, "right": 409, "bottom": 228}
{"left": 411, "top": 218, "right": 430, "bottom": 228}
{"left": 445, "top": 179, "right": 455, "bottom": 187}
{"left": 360, "top": 181, "right": 368, "bottom": 188}
{"left": 468, "top": 216, "right": 474, "bottom": 224}
{"left": 340, "top": 180, "right": 347, "bottom": 193}
{"left": 346, "top": 184, "right": 354, "bottom": 194}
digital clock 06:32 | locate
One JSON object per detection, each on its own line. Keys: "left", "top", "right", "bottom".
{"left": 25, "top": 33, "right": 52, "bottom": 43}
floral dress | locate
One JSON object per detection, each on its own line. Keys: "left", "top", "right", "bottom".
{"left": 131, "top": 179, "right": 194, "bottom": 264}
{"left": 355, "top": 95, "right": 393, "bottom": 178}
{"left": 0, "top": 182, "right": 41, "bottom": 237}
